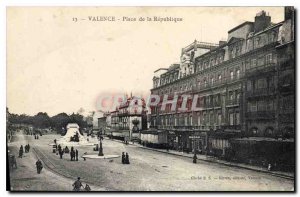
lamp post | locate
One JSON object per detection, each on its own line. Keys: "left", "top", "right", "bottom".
{"left": 98, "top": 136, "right": 104, "bottom": 156}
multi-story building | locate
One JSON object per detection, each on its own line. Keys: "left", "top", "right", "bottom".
{"left": 150, "top": 8, "right": 295, "bottom": 168}
{"left": 107, "top": 95, "right": 148, "bottom": 141}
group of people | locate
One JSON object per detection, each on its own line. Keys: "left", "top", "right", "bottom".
{"left": 24, "top": 144, "right": 30, "bottom": 153}
{"left": 57, "top": 144, "right": 64, "bottom": 159}
{"left": 18, "top": 144, "right": 44, "bottom": 174}
{"left": 53, "top": 139, "right": 80, "bottom": 161}
{"left": 18, "top": 144, "right": 30, "bottom": 158}
{"left": 121, "top": 152, "right": 130, "bottom": 164}
{"left": 54, "top": 144, "right": 79, "bottom": 161}
{"left": 34, "top": 135, "right": 40, "bottom": 140}
{"left": 70, "top": 147, "right": 79, "bottom": 161}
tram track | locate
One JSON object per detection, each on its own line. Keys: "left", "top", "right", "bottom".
{"left": 32, "top": 147, "right": 117, "bottom": 191}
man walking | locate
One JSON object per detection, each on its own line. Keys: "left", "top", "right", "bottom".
{"left": 35, "top": 159, "right": 43, "bottom": 174}
{"left": 19, "top": 145, "right": 24, "bottom": 158}
{"left": 59, "top": 149, "right": 64, "bottom": 159}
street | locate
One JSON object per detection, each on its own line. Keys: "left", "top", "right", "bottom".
{"left": 8, "top": 132, "right": 294, "bottom": 191}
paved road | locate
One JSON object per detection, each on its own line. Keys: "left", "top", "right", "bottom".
{"left": 8, "top": 132, "right": 294, "bottom": 191}
{"left": 7, "top": 132, "right": 107, "bottom": 191}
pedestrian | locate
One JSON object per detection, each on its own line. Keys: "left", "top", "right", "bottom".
{"left": 70, "top": 150, "right": 73, "bottom": 161}
{"left": 121, "top": 152, "right": 125, "bottom": 164}
{"left": 27, "top": 144, "right": 30, "bottom": 152}
{"left": 72, "top": 150, "right": 76, "bottom": 161}
{"left": 72, "top": 177, "right": 83, "bottom": 191}
{"left": 268, "top": 163, "right": 272, "bottom": 171}
{"left": 84, "top": 184, "right": 91, "bottom": 191}
{"left": 20, "top": 145, "right": 24, "bottom": 153}
{"left": 59, "top": 149, "right": 64, "bottom": 159}
{"left": 54, "top": 139, "right": 57, "bottom": 144}
{"left": 19, "top": 148, "right": 23, "bottom": 158}
{"left": 65, "top": 146, "right": 69, "bottom": 153}
{"left": 125, "top": 152, "right": 130, "bottom": 164}
{"left": 83, "top": 152, "right": 87, "bottom": 161}
{"left": 19, "top": 145, "right": 24, "bottom": 158}
{"left": 35, "top": 159, "right": 43, "bottom": 174}
{"left": 75, "top": 149, "right": 78, "bottom": 161}
{"left": 193, "top": 153, "right": 197, "bottom": 164}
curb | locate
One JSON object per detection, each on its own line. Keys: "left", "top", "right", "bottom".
{"left": 125, "top": 141, "right": 294, "bottom": 180}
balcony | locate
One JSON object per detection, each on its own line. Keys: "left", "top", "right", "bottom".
{"left": 279, "top": 59, "right": 294, "bottom": 70}
{"left": 192, "top": 73, "right": 244, "bottom": 93}
{"left": 221, "top": 125, "right": 241, "bottom": 130}
{"left": 149, "top": 125, "right": 158, "bottom": 129}
{"left": 226, "top": 99, "right": 240, "bottom": 106}
{"left": 246, "top": 87, "right": 276, "bottom": 98}
{"left": 118, "top": 112, "right": 128, "bottom": 117}
{"left": 246, "top": 63, "right": 276, "bottom": 76}
{"left": 246, "top": 111, "right": 275, "bottom": 120}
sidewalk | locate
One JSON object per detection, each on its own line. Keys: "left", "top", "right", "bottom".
{"left": 108, "top": 138, "right": 294, "bottom": 180}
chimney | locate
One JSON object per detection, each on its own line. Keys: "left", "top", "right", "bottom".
{"left": 284, "top": 6, "right": 294, "bottom": 21}
{"left": 219, "top": 41, "right": 227, "bottom": 46}
{"left": 254, "top": 10, "right": 271, "bottom": 32}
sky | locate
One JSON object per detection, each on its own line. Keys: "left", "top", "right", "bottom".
{"left": 7, "top": 7, "right": 284, "bottom": 117}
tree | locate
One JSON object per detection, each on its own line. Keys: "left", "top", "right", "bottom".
{"left": 50, "top": 113, "right": 70, "bottom": 134}
{"left": 32, "top": 112, "right": 51, "bottom": 129}
{"left": 69, "top": 113, "right": 87, "bottom": 134}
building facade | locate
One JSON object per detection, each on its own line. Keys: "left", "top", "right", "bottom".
{"left": 107, "top": 95, "right": 148, "bottom": 141}
{"left": 149, "top": 8, "right": 295, "bottom": 166}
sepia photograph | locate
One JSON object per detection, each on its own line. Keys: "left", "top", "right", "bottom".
{"left": 6, "top": 6, "right": 295, "bottom": 192}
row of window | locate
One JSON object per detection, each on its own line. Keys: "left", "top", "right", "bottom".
{"left": 154, "top": 52, "right": 274, "bottom": 91}
{"left": 247, "top": 99, "right": 276, "bottom": 112}
{"left": 152, "top": 111, "right": 240, "bottom": 127}
{"left": 151, "top": 91, "right": 240, "bottom": 114}
{"left": 156, "top": 69, "right": 242, "bottom": 95}
{"left": 246, "top": 30, "right": 278, "bottom": 52}
{"left": 247, "top": 76, "right": 276, "bottom": 91}
{"left": 196, "top": 54, "right": 225, "bottom": 72}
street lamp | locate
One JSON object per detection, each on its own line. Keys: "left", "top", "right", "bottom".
{"left": 98, "top": 136, "right": 104, "bottom": 156}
